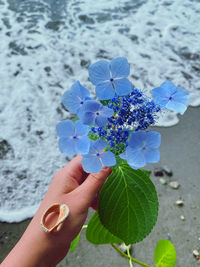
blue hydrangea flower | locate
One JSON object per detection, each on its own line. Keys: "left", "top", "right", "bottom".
{"left": 81, "top": 100, "right": 114, "bottom": 127}
{"left": 120, "top": 131, "right": 161, "bottom": 169}
{"left": 56, "top": 120, "right": 90, "bottom": 157}
{"left": 62, "top": 81, "right": 91, "bottom": 117}
{"left": 88, "top": 57, "right": 132, "bottom": 100}
{"left": 152, "top": 81, "right": 190, "bottom": 115}
{"left": 82, "top": 139, "right": 116, "bottom": 173}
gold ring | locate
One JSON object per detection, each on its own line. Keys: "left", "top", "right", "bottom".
{"left": 40, "top": 203, "right": 70, "bottom": 233}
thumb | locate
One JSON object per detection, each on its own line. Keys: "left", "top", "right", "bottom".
{"left": 73, "top": 167, "right": 112, "bottom": 209}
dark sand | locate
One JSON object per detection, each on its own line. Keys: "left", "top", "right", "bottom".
{"left": 0, "top": 107, "right": 200, "bottom": 266}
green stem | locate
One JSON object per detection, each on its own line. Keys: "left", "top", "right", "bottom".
{"left": 127, "top": 245, "right": 133, "bottom": 267}
{"left": 111, "top": 243, "right": 152, "bottom": 267}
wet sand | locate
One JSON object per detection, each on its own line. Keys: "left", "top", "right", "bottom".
{"left": 0, "top": 107, "right": 200, "bottom": 266}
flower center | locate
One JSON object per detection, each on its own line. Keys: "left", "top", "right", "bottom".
{"left": 169, "top": 96, "right": 173, "bottom": 101}
{"left": 73, "top": 135, "right": 77, "bottom": 139}
{"left": 80, "top": 101, "right": 84, "bottom": 105}
{"left": 110, "top": 78, "right": 114, "bottom": 82}
{"left": 96, "top": 152, "right": 100, "bottom": 157}
{"left": 96, "top": 112, "right": 100, "bottom": 116}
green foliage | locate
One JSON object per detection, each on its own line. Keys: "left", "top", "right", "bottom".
{"left": 71, "top": 116, "right": 79, "bottom": 122}
{"left": 98, "top": 163, "right": 158, "bottom": 245}
{"left": 86, "top": 212, "right": 122, "bottom": 244}
{"left": 69, "top": 232, "right": 81, "bottom": 252}
{"left": 154, "top": 239, "right": 176, "bottom": 267}
{"left": 88, "top": 131, "right": 99, "bottom": 141}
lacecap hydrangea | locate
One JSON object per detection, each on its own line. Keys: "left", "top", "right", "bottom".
{"left": 57, "top": 57, "right": 190, "bottom": 173}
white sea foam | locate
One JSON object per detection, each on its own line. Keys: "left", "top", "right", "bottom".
{"left": 0, "top": 0, "right": 199, "bottom": 222}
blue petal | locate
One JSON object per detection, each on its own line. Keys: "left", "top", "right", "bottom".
{"left": 95, "top": 115, "right": 108, "bottom": 127}
{"left": 56, "top": 120, "right": 74, "bottom": 137}
{"left": 82, "top": 154, "right": 102, "bottom": 173}
{"left": 145, "top": 131, "right": 161, "bottom": 148}
{"left": 152, "top": 81, "right": 177, "bottom": 107}
{"left": 75, "top": 120, "right": 89, "bottom": 136}
{"left": 126, "top": 147, "right": 146, "bottom": 169}
{"left": 110, "top": 57, "right": 130, "bottom": 78}
{"left": 89, "top": 60, "right": 110, "bottom": 85}
{"left": 71, "top": 81, "right": 90, "bottom": 99}
{"left": 173, "top": 87, "right": 190, "bottom": 105}
{"left": 151, "top": 90, "right": 169, "bottom": 107}
{"left": 144, "top": 148, "right": 160, "bottom": 163}
{"left": 100, "top": 106, "right": 114, "bottom": 118}
{"left": 62, "top": 90, "right": 81, "bottom": 113}
{"left": 128, "top": 131, "right": 146, "bottom": 149}
{"left": 114, "top": 78, "right": 132, "bottom": 96}
{"left": 94, "top": 139, "right": 108, "bottom": 153}
{"left": 75, "top": 136, "right": 90, "bottom": 155}
{"left": 62, "top": 82, "right": 90, "bottom": 114}
{"left": 166, "top": 101, "right": 187, "bottom": 115}
{"left": 101, "top": 151, "right": 116, "bottom": 167}
{"left": 82, "top": 100, "right": 101, "bottom": 112}
{"left": 81, "top": 112, "right": 95, "bottom": 125}
{"left": 95, "top": 82, "right": 115, "bottom": 100}
{"left": 58, "top": 137, "right": 76, "bottom": 157}
{"left": 119, "top": 152, "right": 127, "bottom": 160}
{"left": 88, "top": 140, "right": 97, "bottom": 154}
{"left": 160, "top": 81, "right": 177, "bottom": 95}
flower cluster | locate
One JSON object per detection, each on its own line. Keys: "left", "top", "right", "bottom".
{"left": 57, "top": 57, "right": 190, "bottom": 173}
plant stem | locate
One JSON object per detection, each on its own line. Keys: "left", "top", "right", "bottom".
{"left": 111, "top": 243, "right": 152, "bottom": 267}
{"left": 127, "top": 245, "right": 133, "bottom": 267}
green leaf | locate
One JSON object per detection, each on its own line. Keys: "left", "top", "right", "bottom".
{"left": 98, "top": 163, "right": 158, "bottom": 245}
{"left": 86, "top": 212, "right": 122, "bottom": 244}
{"left": 154, "top": 239, "right": 176, "bottom": 267}
{"left": 71, "top": 117, "right": 79, "bottom": 122}
{"left": 69, "top": 232, "right": 81, "bottom": 252}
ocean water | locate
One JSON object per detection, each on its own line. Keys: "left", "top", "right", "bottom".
{"left": 0, "top": 0, "right": 200, "bottom": 222}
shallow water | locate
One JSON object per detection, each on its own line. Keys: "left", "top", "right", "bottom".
{"left": 0, "top": 0, "right": 199, "bottom": 222}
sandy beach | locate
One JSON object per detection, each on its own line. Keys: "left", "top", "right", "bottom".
{"left": 0, "top": 106, "right": 200, "bottom": 266}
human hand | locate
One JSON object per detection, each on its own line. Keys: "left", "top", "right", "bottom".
{"left": 2, "top": 156, "right": 112, "bottom": 267}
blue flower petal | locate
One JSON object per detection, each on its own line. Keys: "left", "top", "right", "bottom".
{"left": 82, "top": 154, "right": 102, "bottom": 173}
{"left": 56, "top": 120, "right": 74, "bottom": 137}
{"left": 62, "top": 90, "right": 81, "bottom": 113}
{"left": 151, "top": 91, "right": 169, "bottom": 108}
{"left": 95, "top": 82, "right": 115, "bottom": 100}
{"left": 75, "top": 120, "right": 89, "bottom": 136}
{"left": 94, "top": 139, "right": 108, "bottom": 153}
{"left": 82, "top": 100, "right": 101, "bottom": 112}
{"left": 95, "top": 115, "right": 108, "bottom": 127}
{"left": 71, "top": 81, "right": 90, "bottom": 99}
{"left": 58, "top": 137, "right": 76, "bottom": 157}
{"left": 152, "top": 81, "right": 189, "bottom": 114}
{"left": 89, "top": 60, "right": 110, "bottom": 85}
{"left": 145, "top": 131, "right": 161, "bottom": 148}
{"left": 128, "top": 131, "right": 146, "bottom": 148}
{"left": 144, "top": 148, "right": 160, "bottom": 163}
{"left": 100, "top": 106, "right": 114, "bottom": 118}
{"left": 62, "top": 81, "right": 90, "bottom": 114}
{"left": 101, "top": 151, "right": 116, "bottom": 167}
{"left": 110, "top": 57, "right": 130, "bottom": 78}
{"left": 81, "top": 112, "right": 95, "bottom": 125}
{"left": 75, "top": 136, "right": 90, "bottom": 155}
{"left": 160, "top": 81, "right": 177, "bottom": 95}
{"left": 114, "top": 78, "right": 132, "bottom": 96}
{"left": 173, "top": 87, "right": 190, "bottom": 105}
{"left": 119, "top": 152, "right": 127, "bottom": 160}
{"left": 126, "top": 147, "right": 146, "bottom": 169}
{"left": 166, "top": 101, "right": 187, "bottom": 115}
